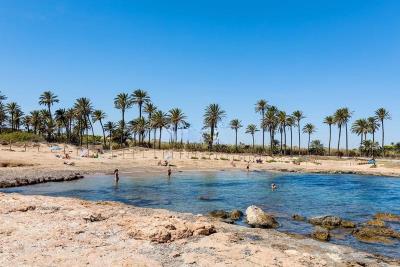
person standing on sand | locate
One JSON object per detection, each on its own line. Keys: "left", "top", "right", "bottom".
{"left": 246, "top": 162, "right": 250, "bottom": 172}
{"left": 114, "top": 169, "right": 120, "bottom": 183}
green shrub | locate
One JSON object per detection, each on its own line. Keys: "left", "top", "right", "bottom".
{"left": 0, "top": 132, "right": 44, "bottom": 143}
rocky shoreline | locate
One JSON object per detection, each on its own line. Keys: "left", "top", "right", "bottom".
{"left": 0, "top": 169, "right": 84, "bottom": 188}
{"left": 1, "top": 193, "right": 399, "bottom": 266}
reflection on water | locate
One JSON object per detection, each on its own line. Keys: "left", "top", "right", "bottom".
{"left": 2, "top": 171, "right": 400, "bottom": 258}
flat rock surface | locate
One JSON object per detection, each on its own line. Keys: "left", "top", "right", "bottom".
{"left": 1, "top": 193, "right": 398, "bottom": 267}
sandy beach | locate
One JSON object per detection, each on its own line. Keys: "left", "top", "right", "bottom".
{"left": 1, "top": 144, "right": 400, "bottom": 266}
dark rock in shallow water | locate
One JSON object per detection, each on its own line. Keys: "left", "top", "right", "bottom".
{"left": 352, "top": 225, "right": 400, "bottom": 244}
{"left": 292, "top": 214, "right": 306, "bottom": 222}
{"left": 209, "top": 210, "right": 230, "bottom": 219}
{"left": 340, "top": 220, "right": 356, "bottom": 229}
{"left": 367, "top": 220, "right": 386, "bottom": 227}
{"left": 230, "top": 209, "right": 243, "bottom": 220}
{"left": 309, "top": 215, "right": 342, "bottom": 230}
{"left": 245, "top": 206, "right": 278, "bottom": 229}
{"left": 374, "top": 213, "right": 400, "bottom": 223}
{"left": 311, "top": 226, "right": 330, "bottom": 241}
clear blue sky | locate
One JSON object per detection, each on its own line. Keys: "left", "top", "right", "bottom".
{"left": 1, "top": 1, "right": 399, "bottom": 148}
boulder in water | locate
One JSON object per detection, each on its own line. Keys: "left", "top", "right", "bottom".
{"left": 352, "top": 225, "right": 400, "bottom": 244}
{"left": 340, "top": 220, "right": 356, "bottom": 229}
{"left": 309, "top": 215, "right": 342, "bottom": 229}
{"left": 245, "top": 205, "right": 278, "bottom": 229}
{"left": 209, "top": 210, "right": 230, "bottom": 219}
{"left": 230, "top": 209, "right": 243, "bottom": 220}
{"left": 374, "top": 213, "right": 400, "bottom": 222}
{"left": 311, "top": 226, "right": 330, "bottom": 241}
{"left": 367, "top": 220, "right": 386, "bottom": 227}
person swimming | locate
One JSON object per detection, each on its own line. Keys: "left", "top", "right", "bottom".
{"left": 246, "top": 163, "right": 250, "bottom": 172}
{"left": 114, "top": 169, "right": 120, "bottom": 183}
{"left": 271, "top": 183, "right": 277, "bottom": 190}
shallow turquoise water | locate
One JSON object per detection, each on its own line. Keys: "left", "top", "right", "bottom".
{"left": 2, "top": 171, "right": 400, "bottom": 258}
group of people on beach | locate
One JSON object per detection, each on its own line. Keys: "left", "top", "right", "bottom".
{"left": 113, "top": 161, "right": 278, "bottom": 191}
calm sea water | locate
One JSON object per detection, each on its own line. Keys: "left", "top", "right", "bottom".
{"left": 2, "top": 171, "right": 400, "bottom": 258}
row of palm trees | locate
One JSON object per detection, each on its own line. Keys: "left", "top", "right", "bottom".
{"left": 0, "top": 90, "right": 190, "bottom": 149}
{"left": 228, "top": 101, "right": 314, "bottom": 155}
{"left": 0, "top": 90, "right": 392, "bottom": 156}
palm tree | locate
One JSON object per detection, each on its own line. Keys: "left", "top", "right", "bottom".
{"left": 0, "top": 103, "right": 8, "bottom": 133}
{"left": 30, "top": 110, "right": 41, "bottom": 135}
{"left": 65, "top": 108, "right": 75, "bottom": 142}
{"left": 255, "top": 99, "right": 268, "bottom": 149}
{"left": 302, "top": 123, "right": 316, "bottom": 155}
{"left": 375, "top": 108, "right": 391, "bottom": 157}
{"left": 39, "top": 91, "right": 59, "bottom": 122}
{"left": 230, "top": 119, "right": 242, "bottom": 151}
{"left": 341, "top": 108, "right": 352, "bottom": 156}
{"left": 263, "top": 106, "right": 279, "bottom": 155}
{"left": 352, "top": 118, "right": 368, "bottom": 153}
{"left": 54, "top": 108, "right": 67, "bottom": 138}
{"left": 168, "top": 108, "right": 187, "bottom": 143}
{"left": 132, "top": 89, "right": 150, "bottom": 119}
{"left": 323, "top": 116, "right": 334, "bottom": 156}
{"left": 104, "top": 121, "right": 116, "bottom": 148}
{"left": 246, "top": 124, "right": 259, "bottom": 149}
{"left": 144, "top": 102, "right": 157, "bottom": 145}
{"left": 114, "top": 93, "right": 133, "bottom": 145}
{"left": 129, "top": 117, "right": 146, "bottom": 145}
{"left": 278, "top": 111, "right": 287, "bottom": 154}
{"left": 14, "top": 109, "right": 24, "bottom": 130}
{"left": 203, "top": 104, "right": 226, "bottom": 150}
{"left": 292, "top": 110, "right": 305, "bottom": 155}
{"left": 0, "top": 91, "right": 7, "bottom": 103}
{"left": 367, "top": 117, "right": 380, "bottom": 158}
{"left": 334, "top": 108, "right": 346, "bottom": 156}
{"left": 286, "top": 116, "right": 295, "bottom": 155}
{"left": 22, "top": 115, "right": 31, "bottom": 132}
{"left": 74, "top": 97, "right": 93, "bottom": 148}
{"left": 151, "top": 110, "right": 169, "bottom": 149}
{"left": 92, "top": 110, "right": 107, "bottom": 148}
{"left": 6, "top": 102, "right": 20, "bottom": 131}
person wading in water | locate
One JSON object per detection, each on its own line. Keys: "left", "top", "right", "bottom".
{"left": 114, "top": 169, "right": 120, "bottom": 183}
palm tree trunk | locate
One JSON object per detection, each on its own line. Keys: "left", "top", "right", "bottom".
{"left": 290, "top": 126, "right": 293, "bottom": 155}
{"left": 328, "top": 125, "right": 332, "bottom": 156}
{"left": 88, "top": 116, "right": 95, "bottom": 140}
{"left": 121, "top": 109, "right": 125, "bottom": 146}
{"left": 210, "top": 125, "right": 215, "bottom": 150}
{"left": 235, "top": 129, "right": 238, "bottom": 151}
{"left": 139, "top": 104, "right": 142, "bottom": 119}
{"left": 345, "top": 123, "right": 349, "bottom": 156}
{"left": 262, "top": 110, "right": 265, "bottom": 149}
{"left": 360, "top": 134, "right": 363, "bottom": 156}
{"left": 381, "top": 119, "right": 385, "bottom": 157}
{"left": 175, "top": 124, "right": 178, "bottom": 143}
{"left": 270, "top": 129, "right": 273, "bottom": 155}
{"left": 298, "top": 121, "right": 301, "bottom": 156}
{"left": 308, "top": 134, "right": 311, "bottom": 155}
{"left": 252, "top": 134, "right": 255, "bottom": 149}
{"left": 280, "top": 127, "right": 283, "bottom": 154}
{"left": 99, "top": 120, "right": 106, "bottom": 148}
{"left": 159, "top": 127, "right": 162, "bottom": 149}
{"left": 372, "top": 131, "right": 375, "bottom": 158}
{"left": 283, "top": 126, "right": 287, "bottom": 155}
{"left": 337, "top": 125, "right": 342, "bottom": 155}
